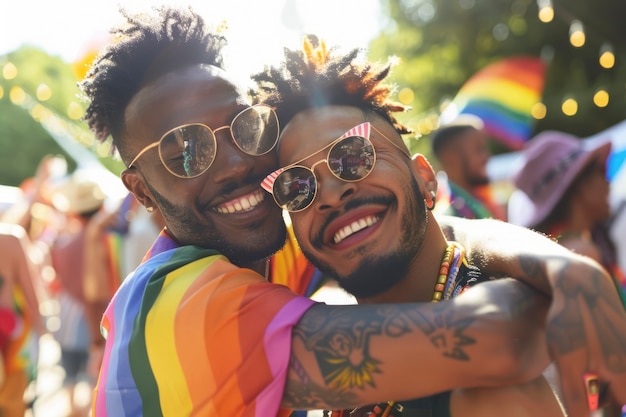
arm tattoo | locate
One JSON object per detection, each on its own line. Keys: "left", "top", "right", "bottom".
{"left": 518, "top": 254, "right": 543, "bottom": 283}
{"left": 284, "top": 355, "right": 360, "bottom": 409}
{"left": 550, "top": 261, "right": 626, "bottom": 371}
{"left": 293, "top": 303, "right": 476, "bottom": 392}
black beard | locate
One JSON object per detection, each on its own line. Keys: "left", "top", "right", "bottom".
{"left": 330, "top": 250, "right": 411, "bottom": 298}
{"left": 304, "top": 177, "right": 427, "bottom": 298}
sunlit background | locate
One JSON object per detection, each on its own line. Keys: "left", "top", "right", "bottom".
{"left": 1, "top": 0, "right": 382, "bottom": 86}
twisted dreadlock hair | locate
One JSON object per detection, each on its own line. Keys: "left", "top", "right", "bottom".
{"left": 252, "top": 36, "right": 411, "bottom": 135}
{"left": 80, "top": 6, "right": 227, "bottom": 161}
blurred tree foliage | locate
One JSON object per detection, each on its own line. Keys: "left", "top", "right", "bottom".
{"left": 0, "top": 47, "right": 123, "bottom": 187}
{"left": 367, "top": 0, "right": 626, "bottom": 158}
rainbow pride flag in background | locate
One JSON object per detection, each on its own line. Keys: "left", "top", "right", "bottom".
{"left": 442, "top": 56, "right": 548, "bottom": 150}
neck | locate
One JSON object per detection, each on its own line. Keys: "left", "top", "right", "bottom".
{"left": 356, "top": 212, "right": 448, "bottom": 304}
{"left": 564, "top": 202, "right": 596, "bottom": 232}
{"left": 241, "top": 258, "right": 270, "bottom": 278}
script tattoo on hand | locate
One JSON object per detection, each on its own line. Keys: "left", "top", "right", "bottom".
{"left": 294, "top": 303, "right": 476, "bottom": 392}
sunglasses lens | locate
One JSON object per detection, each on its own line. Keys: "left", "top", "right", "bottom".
{"left": 160, "top": 125, "right": 216, "bottom": 177}
{"left": 232, "top": 106, "right": 279, "bottom": 155}
{"left": 328, "top": 136, "right": 374, "bottom": 181}
{"left": 273, "top": 166, "right": 317, "bottom": 212}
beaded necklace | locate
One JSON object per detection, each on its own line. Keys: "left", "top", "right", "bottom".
{"left": 432, "top": 241, "right": 466, "bottom": 302}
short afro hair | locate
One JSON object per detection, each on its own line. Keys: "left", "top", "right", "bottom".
{"left": 252, "top": 35, "right": 412, "bottom": 135}
{"left": 431, "top": 114, "right": 484, "bottom": 158}
{"left": 80, "top": 6, "right": 227, "bottom": 160}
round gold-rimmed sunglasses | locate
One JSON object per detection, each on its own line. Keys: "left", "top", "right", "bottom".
{"left": 261, "top": 122, "right": 410, "bottom": 212}
{"left": 128, "top": 105, "right": 279, "bottom": 179}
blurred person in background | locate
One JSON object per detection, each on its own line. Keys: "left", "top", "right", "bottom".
{"left": 82, "top": 193, "right": 163, "bottom": 381}
{"left": 0, "top": 223, "right": 45, "bottom": 417}
{"left": 508, "top": 130, "right": 625, "bottom": 417}
{"left": 431, "top": 115, "right": 506, "bottom": 220}
{"left": 1, "top": 155, "right": 68, "bottom": 248}
{"left": 49, "top": 172, "right": 108, "bottom": 417}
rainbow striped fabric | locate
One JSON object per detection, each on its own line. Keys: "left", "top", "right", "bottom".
{"left": 93, "top": 231, "right": 316, "bottom": 417}
{"left": 444, "top": 56, "right": 547, "bottom": 150}
{"left": 269, "top": 224, "right": 325, "bottom": 297}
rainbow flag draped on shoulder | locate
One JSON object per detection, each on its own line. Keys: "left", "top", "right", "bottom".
{"left": 93, "top": 231, "right": 316, "bottom": 417}
{"left": 442, "top": 56, "right": 548, "bottom": 150}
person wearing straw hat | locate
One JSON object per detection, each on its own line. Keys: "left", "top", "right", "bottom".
{"left": 50, "top": 172, "right": 107, "bottom": 417}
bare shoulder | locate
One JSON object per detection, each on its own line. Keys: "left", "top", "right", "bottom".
{"left": 0, "top": 223, "right": 27, "bottom": 248}
{"left": 558, "top": 236, "right": 602, "bottom": 263}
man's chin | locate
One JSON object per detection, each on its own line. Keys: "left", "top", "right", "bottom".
{"left": 228, "top": 229, "right": 288, "bottom": 267}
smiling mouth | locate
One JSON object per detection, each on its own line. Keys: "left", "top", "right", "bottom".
{"left": 333, "top": 215, "right": 380, "bottom": 244}
{"left": 214, "top": 189, "right": 266, "bottom": 214}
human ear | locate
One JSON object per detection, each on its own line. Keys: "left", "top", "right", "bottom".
{"left": 121, "top": 168, "right": 156, "bottom": 212}
{"left": 411, "top": 154, "right": 437, "bottom": 189}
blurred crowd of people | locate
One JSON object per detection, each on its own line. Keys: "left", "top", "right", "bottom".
{"left": 0, "top": 154, "right": 163, "bottom": 417}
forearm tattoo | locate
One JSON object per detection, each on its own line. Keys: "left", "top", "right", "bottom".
{"left": 292, "top": 303, "right": 475, "bottom": 393}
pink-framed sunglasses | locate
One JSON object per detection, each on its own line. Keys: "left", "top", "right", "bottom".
{"left": 262, "top": 122, "right": 409, "bottom": 212}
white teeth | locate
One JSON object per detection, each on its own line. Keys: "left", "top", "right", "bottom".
{"left": 333, "top": 215, "right": 379, "bottom": 244}
{"left": 215, "top": 190, "right": 265, "bottom": 214}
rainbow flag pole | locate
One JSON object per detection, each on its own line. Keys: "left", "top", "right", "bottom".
{"left": 441, "top": 56, "right": 548, "bottom": 150}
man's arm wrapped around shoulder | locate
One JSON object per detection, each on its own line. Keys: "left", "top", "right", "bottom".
{"left": 284, "top": 278, "right": 550, "bottom": 411}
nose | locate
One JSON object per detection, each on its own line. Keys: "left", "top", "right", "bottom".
{"left": 209, "top": 128, "right": 254, "bottom": 183}
{"left": 312, "top": 162, "right": 357, "bottom": 211}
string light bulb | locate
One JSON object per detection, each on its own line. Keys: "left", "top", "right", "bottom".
{"left": 599, "top": 43, "right": 615, "bottom": 69}
{"left": 569, "top": 20, "right": 585, "bottom": 47}
{"left": 537, "top": 0, "right": 554, "bottom": 23}
{"left": 593, "top": 89, "right": 609, "bottom": 107}
{"left": 562, "top": 97, "right": 578, "bottom": 116}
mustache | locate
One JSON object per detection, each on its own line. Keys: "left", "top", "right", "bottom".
{"left": 200, "top": 172, "right": 269, "bottom": 209}
{"left": 311, "top": 194, "right": 394, "bottom": 249}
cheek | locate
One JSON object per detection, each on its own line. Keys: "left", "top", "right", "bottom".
{"left": 257, "top": 151, "right": 279, "bottom": 172}
{"left": 289, "top": 212, "right": 314, "bottom": 247}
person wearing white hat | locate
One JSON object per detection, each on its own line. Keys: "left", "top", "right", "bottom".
{"left": 50, "top": 173, "right": 107, "bottom": 417}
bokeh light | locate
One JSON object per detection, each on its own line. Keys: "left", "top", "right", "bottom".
{"left": 2, "top": 62, "right": 17, "bottom": 79}
{"left": 398, "top": 87, "right": 414, "bottom": 105}
{"left": 569, "top": 20, "right": 585, "bottom": 47}
{"left": 9, "top": 86, "right": 25, "bottom": 105}
{"left": 599, "top": 44, "right": 615, "bottom": 69}
{"left": 36, "top": 83, "right": 52, "bottom": 101}
{"left": 561, "top": 98, "right": 578, "bottom": 116}
{"left": 531, "top": 102, "right": 547, "bottom": 119}
{"left": 593, "top": 89, "right": 609, "bottom": 107}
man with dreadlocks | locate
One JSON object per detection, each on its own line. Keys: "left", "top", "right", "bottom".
{"left": 80, "top": 6, "right": 565, "bottom": 415}
{"left": 255, "top": 37, "right": 626, "bottom": 416}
